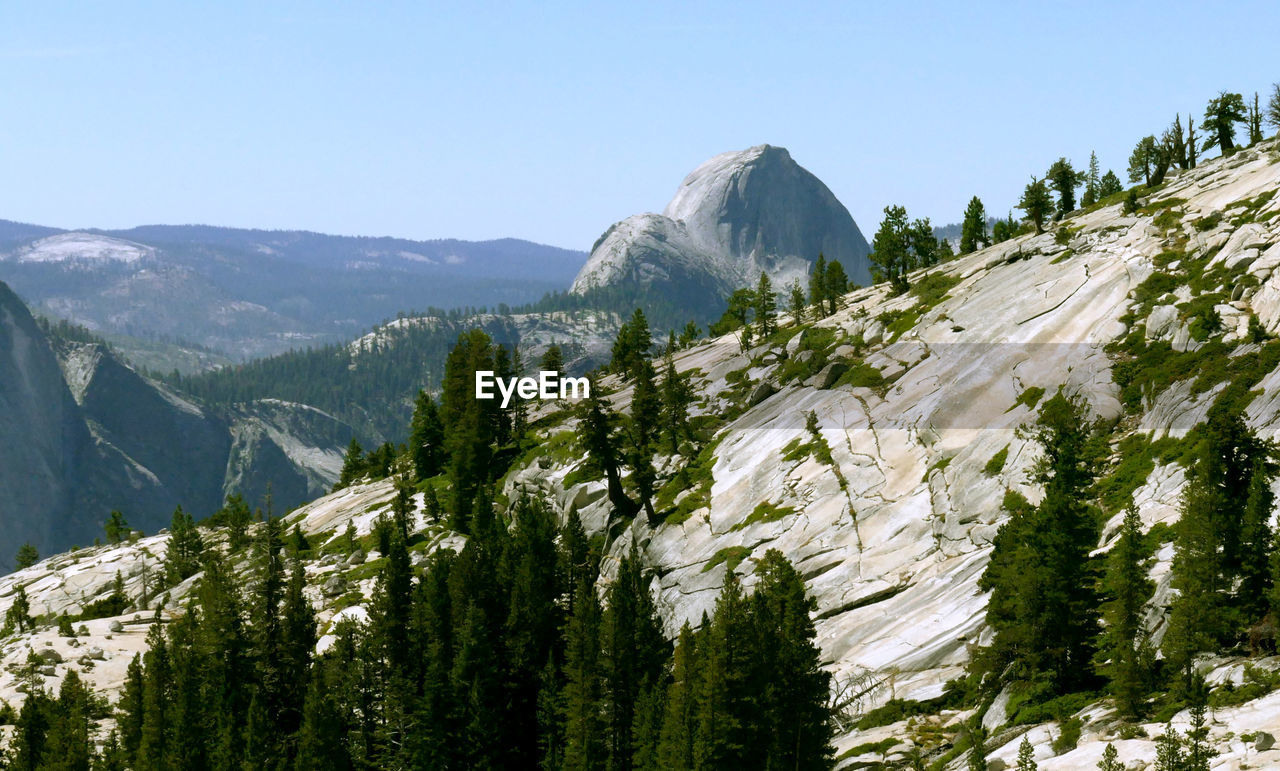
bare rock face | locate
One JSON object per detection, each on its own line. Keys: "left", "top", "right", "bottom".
{"left": 571, "top": 145, "right": 870, "bottom": 311}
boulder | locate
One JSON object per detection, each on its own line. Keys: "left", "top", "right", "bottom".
{"left": 108, "top": 620, "right": 124, "bottom": 633}
{"left": 323, "top": 576, "right": 346, "bottom": 598}
{"left": 38, "top": 648, "right": 63, "bottom": 664}
{"left": 88, "top": 647, "right": 106, "bottom": 661}
{"left": 346, "top": 550, "right": 366, "bottom": 566}
{"left": 812, "top": 362, "right": 848, "bottom": 389}
{"left": 748, "top": 382, "right": 777, "bottom": 407}
{"left": 1255, "top": 731, "right": 1275, "bottom": 751}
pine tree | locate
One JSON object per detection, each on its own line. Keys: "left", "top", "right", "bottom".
{"left": 693, "top": 572, "right": 756, "bottom": 768}
{"left": 561, "top": 576, "right": 604, "bottom": 771}
{"left": 1203, "top": 91, "right": 1247, "bottom": 154}
{"left": 1082, "top": 152, "right": 1102, "bottom": 206}
{"left": 1128, "top": 136, "right": 1158, "bottom": 186}
{"left": 909, "top": 219, "right": 939, "bottom": 268}
{"left": 870, "top": 205, "right": 912, "bottom": 293}
{"left": 336, "top": 438, "right": 366, "bottom": 490}
{"left": 1238, "top": 456, "right": 1276, "bottom": 622}
{"left": 408, "top": 390, "right": 445, "bottom": 481}
{"left": 1267, "top": 83, "right": 1280, "bottom": 136}
{"left": 1187, "top": 115, "right": 1199, "bottom": 168}
{"left": 808, "top": 254, "right": 827, "bottom": 317}
{"left": 1184, "top": 702, "right": 1217, "bottom": 771}
{"left": 787, "top": 279, "right": 806, "bottom": 320}
{"left": 1098, "top": 504, "right": 1155, "bottom": 719}
{"left": 1097, "top": 742, "right": 1123, "bottom": 771}
{"left": 960, "top": 196, "right": 988, "bottom": 254}
{"left": 1154, "top": 722, "right": 1185, "bottom": 771}
{"left": 163, "top": 505, "right": 204, "bottom": 587}
{"left": 753, "top": 271, "right": 777, "bottom": 339}
{"left": 656, "top": 624, "right": 699, "bottom": 769}
{"left": 442, "top": 328, "right": 498, "bottom": 529}
{"left": 1099, "top": 170, "right": 1124, "bottom": 198}
{"left": 105, "top": 510, "right": 130, "bottom": 544}
{"left": 219, "top": 493, "right": 253, "bottom": 549}
{"left": 578, "top": 384, "right": 639, "bottom": 520}
{"left": 752, "top": 550, "right": 834, "bottom": 768}
{"left": 136, "top": 623, "right": 172, "bottom": 770}
{"left": 1017, "top": 176, "right": 1054, "bottom": 234}
{"left": 1046, "top": 157, "right": 1083, "bottom": 217}
{"left": 1169, "top": 116, "right": 1189, "bottom": 170}
{"left": 975, "top": 394, "right": 1101, "bottom": 697}
{"left": 1016, "top": 736, "right": 1037, "bottom": 771}
{"left": 824, "top": 260, "right": 850, "bottom": 314}
{"left": 1248, "top": 92, "right": 1264, "bottom": 145}
{"left": 4, "top": 584, "right": 34, "bottom": 634}
{"left": 601, "top": 546, "right": 669, "bottom": 771}
{"left": 14, "top": 542, "right": 39, "bottom": 570}
{"left": 542, "top": 343, "right": 565, "bottom": 373}
{"left": 118, "top": 654, "right": 146, "bottom": 763}
{"left": 660, "top": 354, "right": 693, "bottom": 456}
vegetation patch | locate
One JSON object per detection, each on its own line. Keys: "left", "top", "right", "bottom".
{"left": 910, "top": 272, "right": 962, "bottom": 308}
{"left": 1093, "top": 434, "right": 1189, "bottom": 514}
{"left": 702, "top": 545, "right": 752, "bottom": 574}
{"left": 1009, "top": 385, "right": 1046, "bottom": 412}
{"left": 983, "top": 446, "right": 1009, "bottom": 476}
{"left": 836, "top": 738, "right": 901, "bottom": 760}
{"left": 657, "top": 436, "right": 721, "bottom": 524}
{"left": 832, "top": 360, "right": 886, "bottom": 390}
{"left": 732, "top": 500, "right": 797, "bottom": 531}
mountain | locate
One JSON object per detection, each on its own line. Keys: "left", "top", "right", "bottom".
{"left": 0, "top": 284, "right": 358, "bottom": 571}
{"left": 0, "top": 222, "right": 587, "bottom": 363}
{"left": 571, "top": 144, "right": 871, "bottom": 317}
{"left": 5, "top": 137, "right": 1280, "bottom": 767}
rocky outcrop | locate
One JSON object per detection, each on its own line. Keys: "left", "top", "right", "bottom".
{"left": 571, "top": 145, "right": 871, "bottom": 310}
{"left": 0, "top": 293, "right": 362, "bottom": 566}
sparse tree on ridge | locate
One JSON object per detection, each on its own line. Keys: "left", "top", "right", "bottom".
{"left": 824, "top": 259, "right": 849, "bottom": 314}
{"left": 1082, "top": 153, "right": 1102, "bottom": 207}
{"left": 870, "top": 205, "right": 913, "bottom": 293}
{"left": 1128, "top": 136, "right": 1158, "bottom": 187}
{"left": 1047, "top": 157, "right": 1084, "bottom": 217}
{"left": 15, "top": 543, "right": 40, "bottom": 570}
{"left": 1202, "top": 91, "right": 1247, "bottom": 154}
{"left": 1267, "top": 83, "right": 1280, "bottom": 136}
{"left": 753, "top": 271, "right": 776, "bottom": 338}
{"left": 1099, "top": 170, "right": 1124, "bottom": 199}
{"left": 787, "top": 278, "right": 806, "bottom": 320}
{"left": 960, "top": 196, "right": 988, "bottom": 253}
{"left": 808, "top": 254, "right": 827, "bottom": 316}
{"left": 1248, "top": 91, "right": 1264, "bottom": 145}
{"left": 1017, "top": 176, "right": 1054, "bottom": 234}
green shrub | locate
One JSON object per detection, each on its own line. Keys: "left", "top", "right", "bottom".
{"left": 702, "top": 545, "right": 752, "bottom": 574}
{"left": 983, "top": 446, "right": 1009, "bottom": 476}
{"left": 732, "top": 500, "right": 797, "bottom": 531}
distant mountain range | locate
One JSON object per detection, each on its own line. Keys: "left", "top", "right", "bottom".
{"left": 0, "top": 220, "right": 587, "bottom": 366}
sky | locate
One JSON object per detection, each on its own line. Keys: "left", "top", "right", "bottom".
{"left": 1, "top": 1, "right": 1277, "bottom": 252}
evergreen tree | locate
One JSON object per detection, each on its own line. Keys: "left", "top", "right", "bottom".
{"left": 1187, "top": 115, "right": 1199, "bottom": 168}
{"left": 693, "top": 573, "right": 756, "bottom": 768}
{"left": 753, "top": 272, "right": 777, "bottom": 339}
{"left": 656, "top": 624, "right": 699, "bottom": 769}
{"left": 1248, "top": 91, "right": 1264, "bottom": 145}
{"left": 824, "top": 260, "right": 850, "bottom": 314}
{"left": 542, "top": 343, "right": 565, "bottom": 373}
{"left": 660, "top": 353, "right": 693, "bottom": 456}
{"left": 1238, "top": 456, "right": 1276, "bottom": 621}
{"left": 442, "top": 328, "right": 498, "bottom": 529}
{"left": 118, "top": 655, "right": 146, "bottom": 763}
{"left": 408, "top": 390, "right": 445, "bottom": 481}
{"left": 4, "top": 585, "right": 34, "bottom": 635}
{"left": 1016, "top": 736, "right": 1037, "bottom": 771}
{"left": 1202, "top": 91, "right": 1247, "bottom": 154}
{"left": 1099, "top": 170, "right": 1124, "bottom": 198}
{"left": 751, "top": 549, "right": 834, "bottom": 768}
{"left": 218, "top": 493, "right": 253, "bottom": 550}
{"left": 561, "top": 576, "right": 604, "bottom": 771}
{"left": 1017, "top": 176, "right": 1054, "bottom": 234}
{"left": 610, "top": 308, "right": 653, "bottom": 377}
{"left": 1267, "top": 83, "right": 1280, "bottom": 136}
{"left": 1097, "top": 743, "right": 1123, "bottom": 771}
{"left": 787, "top": 279, "right": 807, "bottom": 320}
{"left": 870, "top": 205, "right": 912, "bottom": 293}
{"left": 336, "top": 437, "right": 366, "bottom": 490}
{"left": 1097, "top": 504, "right": 1155, "bottom": 719}
{"left": 1184, "top": 702, "right": 1217, "bottom": 771}
{"left": 601, "top": 546, "right": 669, "bottom": 771}
{"left": 104, "top": 510, "right": 130, "bottom": 544}
{"left": 808, "top": 254, "right": 827, "bottom": 316}
{"left": 629, "top": 360, "right": 662, "bottom": 525}
{"left": 960, "top": 196, "right": 988, "bottom": 254}
{"left": 1046, "top": 157, "right": 1084, "bottom": 217}
{"left": 909, "top": 219, "right": 939, "bottom": 268}
{"left": 14, "top": 543, "right": 39, "bottom": 570}
{"left": 578, "top": 384, "right": 640, "bottom": 520}
{"left": 163, "top": 506, "right": 204, "bottom": 588}
{"left": 1082, "top": 152, "right": 1102, "bottom": 206}
{"left": 975, "top": 394, "right": 1101, "bottom": 697}
{"left": 1128, "top": 136, "right": 1158, "bottom": 186}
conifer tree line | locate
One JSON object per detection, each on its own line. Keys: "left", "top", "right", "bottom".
{"left": 0, "top": 495, "right": 834, "bottom": 769}
{"left": 707, "top": 257, "right": 852, "bottom": 352}
{"left": 971, "top": 392, "right": 1280, "bottom": 735}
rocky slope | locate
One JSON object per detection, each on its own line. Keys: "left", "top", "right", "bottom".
{"left": 3, "top": 139, "right": 1280, "bottom": 767}
{"left": 571, "top": 145, "right": 871, "bottom": 309}
{"left": 0, "top": 290, "right": 358, "bottom": 570}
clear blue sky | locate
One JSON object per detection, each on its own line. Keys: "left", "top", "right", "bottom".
{"left": 2, "top": 1, "right": 1277, "bottom": 251}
